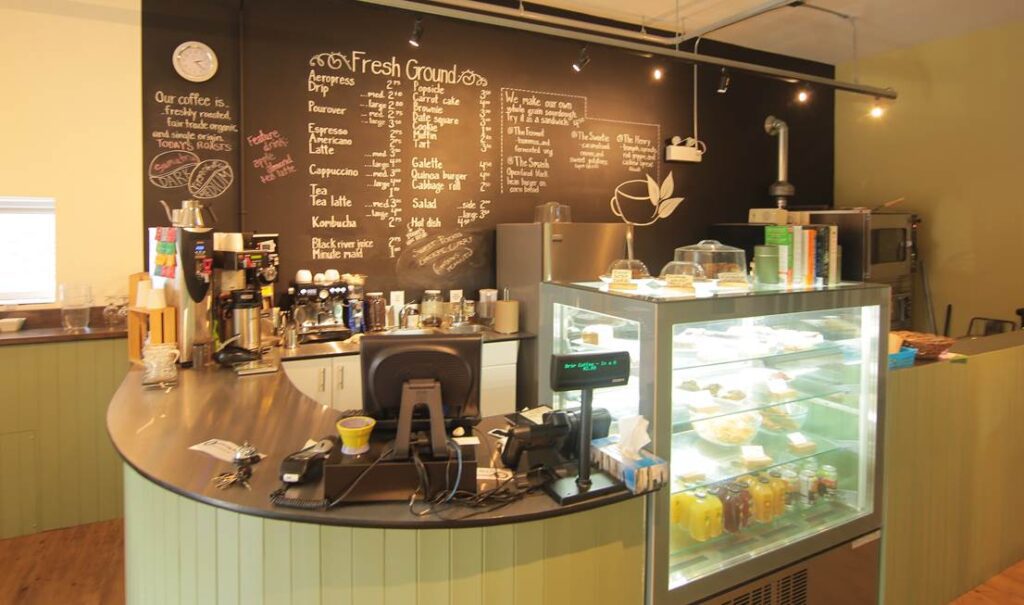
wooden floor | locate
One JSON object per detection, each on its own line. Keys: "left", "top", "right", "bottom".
{"left": 0, "top": 519, "right": 1018, "bottom": 604}
{"left": 952, "top": 559, "right": 1024, "bottom": 605}
{"left": 0, "top": 520, "right": 124, "bottom": 605}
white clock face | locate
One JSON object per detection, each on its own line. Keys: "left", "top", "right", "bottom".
{"left": 173, "top": 41, "right": 218, "bottom": 83}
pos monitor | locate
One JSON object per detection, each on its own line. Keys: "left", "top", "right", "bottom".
{"left": 360, "top": 333, "right": 481, "bottom": 459}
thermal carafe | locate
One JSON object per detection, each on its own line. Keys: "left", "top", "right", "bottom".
{"left": 228, "top": 288, "right": 262, "bottom": 353}
{"left": 148, "top": 227, "right": 214, "bottom": 366}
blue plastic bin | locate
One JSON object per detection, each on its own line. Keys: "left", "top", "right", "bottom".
{"left": 889, "top": 346, "right": 918, "bottom": 369}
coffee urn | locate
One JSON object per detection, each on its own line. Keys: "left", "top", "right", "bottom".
{"left": 148, "top": 226, "right": 214, "bottom": 366}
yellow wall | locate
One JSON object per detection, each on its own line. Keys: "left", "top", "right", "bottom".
{"left": 836, "top": 20, "right": 1024, "bottom": 336}
{"left": 0, "top": 0, "right": 141, "bottom": 306}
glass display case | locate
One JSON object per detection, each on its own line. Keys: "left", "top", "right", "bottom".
{"left": 539, "top": 281, "right": 887, "bottom": 604}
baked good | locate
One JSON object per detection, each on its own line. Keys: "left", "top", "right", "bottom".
{"left": 760, "top": 402, "right": 807, "bottom": 433}
{"left": 693, "top": 412, "right": 759, "bottom": 446}
{"left": 719, "top": 389, "right": 746, "bottom": 401}
{"left": 759, "top": 371, "right": 796, "bottom": 402}
{"left": 581, "top": 324, "right": 614, "bottom": 346}
{"left": 786, "top": 432, "right": 817, "bottom": 454}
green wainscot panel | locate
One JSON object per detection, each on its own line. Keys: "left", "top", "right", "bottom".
{"left": 124, "top": 466, "right": 647, "bottom": 605}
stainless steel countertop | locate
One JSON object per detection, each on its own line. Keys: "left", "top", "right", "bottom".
{"left": 278, "top": 330, "right": 533, "bottom": 362}
{"left": 106, "top": 361, "right": 636, "bottom": 528}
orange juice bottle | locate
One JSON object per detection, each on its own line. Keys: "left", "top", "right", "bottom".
{"left": 751, "top": 476, "right": 775, "bottom": 523}
{"left": 768, "top": 471, "right": 788, "bottom": 517}
{"left": 688, "top": 489, "right": 723, "bottom": 542}
{"left": 670, "top": 485, "right": 697, "bottom": 551}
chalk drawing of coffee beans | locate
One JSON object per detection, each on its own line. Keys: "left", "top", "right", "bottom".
{"left": 188, "top": 159, "right": 234, "bottom": 199}
{"left": 148, "top": 151, "right": 200, "bottom": 189}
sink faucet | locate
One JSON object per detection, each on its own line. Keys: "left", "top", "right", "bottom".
{"left": 399, "top": 302, "right": 420, "bottom": 328}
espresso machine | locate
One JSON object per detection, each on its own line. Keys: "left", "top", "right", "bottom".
{"left": 290, "top": 276, "right": 352, "bottom": 343}
{"left": 148, "top": 200, "right": 216, "bottom": 366}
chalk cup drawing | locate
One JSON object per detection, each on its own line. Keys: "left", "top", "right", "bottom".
{"left": 609, "top": 172, "right": 684, "bottom": 227}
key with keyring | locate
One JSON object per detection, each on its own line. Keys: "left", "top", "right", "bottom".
{"left": 213, "top": 464, "right": 253, "bottom": 490}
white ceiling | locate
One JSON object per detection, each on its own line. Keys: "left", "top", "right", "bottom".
{"left": 528, "top": 0, "right": 1024, "bottom": 64}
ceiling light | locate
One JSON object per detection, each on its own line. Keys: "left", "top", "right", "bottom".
{"left": 409, "top": 16, "right": 423, "bottom": 47}
{"left": 572, "top": 46, "right": 590, "bottom": 72}
{"left": 652, "top": 67, "right": 663, "bottom": 81}
{"left": 869, "top": 99, "right": 885, "bottom": 118}
{"left": 717, "top": 68, "right": 731, "bottom": 94}
{"left": 796, "top": 88, "right": 810, "bottom": 103}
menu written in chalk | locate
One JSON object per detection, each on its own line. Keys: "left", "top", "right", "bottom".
{"left": 241, "top": 0, "right": 673, "bottom": 293}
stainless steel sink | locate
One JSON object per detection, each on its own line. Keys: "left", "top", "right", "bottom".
{"left": 387, "top": 328, "right": 440, "bottom": 335}
{"left": 443, "top": 324, "right": 486, "bottom": 334}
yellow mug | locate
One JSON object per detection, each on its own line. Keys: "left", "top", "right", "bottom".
{"left": 336, "top": 416, "right": 376, "bottom": 455}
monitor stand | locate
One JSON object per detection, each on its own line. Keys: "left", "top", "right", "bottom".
{"left": 393, "top": 378, "right": 449, "bottom": 459}
{"left": 542, "top": 386, "right": 625, "bottom": 505}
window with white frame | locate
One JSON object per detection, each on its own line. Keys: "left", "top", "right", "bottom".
{"left": 0, "top": 197, "right": 56, "bottom": 304}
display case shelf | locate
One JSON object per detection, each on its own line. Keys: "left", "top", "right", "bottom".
{"left": 669, "top": 499, "right": 864, "bottom": 589}
{"left": 672, "top": 387, "right": 850, "bottom": 427}
{"left": 669, "top": 430, "right": 850, "bottom": 494}
{"left": 672, "top": 338, "right": 860, "bottom": 372}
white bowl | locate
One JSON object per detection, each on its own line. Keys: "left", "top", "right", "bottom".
{"left": 0, "top": 317, "right": 26, "bottom": 333}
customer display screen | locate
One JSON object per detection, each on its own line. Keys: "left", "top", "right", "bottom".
{"left": 550, "top": 351, "right": 630, "bottom": 392}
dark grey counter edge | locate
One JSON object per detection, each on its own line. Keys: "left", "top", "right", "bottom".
{"left": 107, "top": 363, "right": 642, "bottom": 529}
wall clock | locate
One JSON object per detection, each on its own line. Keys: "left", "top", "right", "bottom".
{"left": 172, "top": 41, "right": 218, "bottom": 83}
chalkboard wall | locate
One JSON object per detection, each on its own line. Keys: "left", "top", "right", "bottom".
{"left": 142, "top": 0, "right": 241, "bottom": 242}
{"left": 143, "top": 0, "right": 834, "bottom": 293}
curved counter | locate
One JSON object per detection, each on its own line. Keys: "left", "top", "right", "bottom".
{"left": 109, "top": 364, "right": 647, "bottom": 603}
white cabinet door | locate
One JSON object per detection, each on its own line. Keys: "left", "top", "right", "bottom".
{"left": 331, "top": 355, "right": 362, "bottom": 411}
{"left": 480, "top": 363, "right": 517, "bottom": 417}
{"left": 480, "top": 340, "right": 519, "bottom": 417}
{"left": 281, "top": 358, "right": 332, "bottom": 406}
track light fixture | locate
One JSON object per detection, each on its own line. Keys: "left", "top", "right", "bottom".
{"left": 652, "top": 67, "right": 663, "bottom": 81}
{"left": 409, "top": 16, "right": 423, "bottom": 47}
{"left": 869, "top": 98, "right": 885, "bottom": 118}
{"left": 572, "top": 45, "right": 590, "bottom": 72}
{"left": 796, "top": 88, "right": 810, "bottom": 103}
{"left": 716, "top": 67, "right": 731, "bottom": 94}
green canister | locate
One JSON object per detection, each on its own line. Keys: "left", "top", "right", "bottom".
{"left": 754, "top": 245, "right": 780, "bottom": 284}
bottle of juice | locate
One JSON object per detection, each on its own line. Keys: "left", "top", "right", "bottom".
{"left": 734, "top": 479, "right": 754, "bottom": 528}
{"left": 688, "top": 489, "right": 723, "bottom": 542}
{"left": 782, "top": 469, "right": 799, "bottom": 510}
{"left": 722, "top": 485, "right": 742, "bottom": 533}
{"left": 819, "top": 465, "right": 839, "bottom": 500}
{"left": 798, "top": 469, "right": 819, "bottom": 508}
{"left": 670, "top": 485, "right": 697, "bottom": 551}
{"left": 768, "top": 471, "right": 788, "bottom": 516}
{"left": 751, "top": 476, "right": 775, "bottom": 523}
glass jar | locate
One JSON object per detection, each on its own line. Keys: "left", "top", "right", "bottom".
{"left": 59, "top": 283, "right": 92, "bottom": 331}
{"left": 421, "top": 290, "right": 443, "bottom": 327}
{"left": 674, "top": 240, "right": 748, "bottom": 279}
{"left": 366, "top": 292, "right": 387, "bottom": 332}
